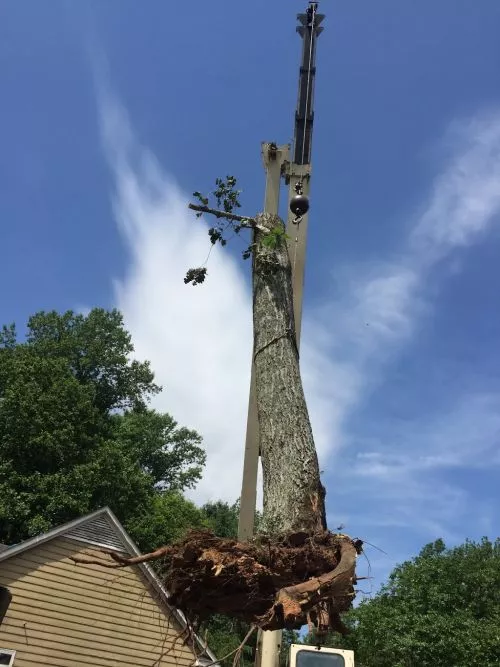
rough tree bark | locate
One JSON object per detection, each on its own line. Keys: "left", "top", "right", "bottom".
{"left": 252, "top": 212, "right": 326, "bottom": 535}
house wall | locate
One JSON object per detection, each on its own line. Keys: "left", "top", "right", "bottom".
{"left": 0, "top": 536, "right": 199, "bottom": 667}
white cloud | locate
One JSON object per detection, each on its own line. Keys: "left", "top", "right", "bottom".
{"left": 99, "top": 87, "right": 500, "bottom": 546}
{"left": 100, "top": 94, "right": 253, "bottom": 504}
{"left": 411, "top": 113, "right": 500, "bottom": 258}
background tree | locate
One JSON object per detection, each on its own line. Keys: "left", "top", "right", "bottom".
{"left": 201, "top": 499, "right": 240, "bottom": 538}
{"left": 318, "top": 537, "right": 500, "bottom": 667}
{"left": 280, "top": 629, "right": 301, "bottom": 667}
{"left": 0, "top": 308, "right": 205, "bottom": 546}
{"left": 127, "top": 492, "right": 207, "bottom": 553}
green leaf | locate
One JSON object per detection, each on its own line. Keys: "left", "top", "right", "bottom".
{"left": 343, "top": 537, "right": 500, "bottom": 666}
{"left": 184, "top": 267, "right": 207, "bottom": 286}
{"left": 0, "top": 308, "right": 206, "bottom": 547}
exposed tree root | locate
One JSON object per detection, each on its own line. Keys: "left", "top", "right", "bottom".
{"left": 72, "top": 529, "right": 362, "bottom": 634}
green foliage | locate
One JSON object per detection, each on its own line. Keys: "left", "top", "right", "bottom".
{"left": 192, "top": 176, "right": 243, "bottom": 244}
{"left": 202, "top": 615, "right": 255, "bottom": 667}
{"left": 184, "top": 267, "right": 208, "bottom": 286}
{"left": 193, "top": 191, "right": 209, "bottom": 210}
{"left": 187, "top": 176, "right": 257, "bottom": 285}
{"left": 213, "top": 176, "right": 242, "bottom": 213}
{"left": 202, "top": 622, "right": 298, "bottom": 667}
{"left": 280, "top": 629, "right": 300, "bottom": 667}
{"left": 114, "top": 410, "right": 204, "bottom": 491}
{"left": 126, "top": 491, "right": 207, "bottom": 553}
{"left": 23, "top": 308, "right": 160, "bottom": 411}
{"left": 344, "top": 537, "right": 500, "bottom": 667}
{"left": 260, "top": 225, "right": 289, "bottom": 250}
{"left": 0, "top": 309, "right": 205, "bottom": 547}
{"left": 201, "top": 499, "right": 240, "bottom": 538}
{"left": 190, "top": 175, "right": 288, "bottom": 262}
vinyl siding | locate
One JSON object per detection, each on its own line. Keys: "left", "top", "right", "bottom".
{"left": 0, "top": 536, "right": 198, "bottom": 667}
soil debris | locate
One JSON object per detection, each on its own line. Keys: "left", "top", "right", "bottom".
{"left": 73, "top": 529, "right": 362, "bottom": 634}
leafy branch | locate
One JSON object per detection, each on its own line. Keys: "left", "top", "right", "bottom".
{"left": 185, "top": 176, "right": 289, "bottom": 286}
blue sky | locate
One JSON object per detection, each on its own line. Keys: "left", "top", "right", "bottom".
{"left": 2, "top": 0, "right": 500, "bottom": 589}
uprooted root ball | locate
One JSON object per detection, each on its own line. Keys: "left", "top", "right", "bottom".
{"left": 73, "top": 529, "right": 362, "bottom": 633}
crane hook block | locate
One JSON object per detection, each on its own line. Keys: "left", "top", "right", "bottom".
{"left": 290, "top": 193, "right": 310, "bottom": 218}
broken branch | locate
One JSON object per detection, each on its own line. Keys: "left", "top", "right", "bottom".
{"left": 188, "top": 203, "right": 268, "bottom": 232}
{"left": 260, "top": 540, "right": 359, "bottom": 631}
{"left": 71, "top": 545, "right": 173, "bottom": 568}
{"left": 70, "top": 555, "right": 124, "bottom": 568}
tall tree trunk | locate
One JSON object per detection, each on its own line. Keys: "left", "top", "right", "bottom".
{"left": 74, "top": 211, "right": 358, "bottom": 636}
{"left": 252, "top": 213, "right": 326, "bottom": 535}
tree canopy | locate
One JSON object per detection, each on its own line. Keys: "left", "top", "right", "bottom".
{"left": 315, "top": 537, "right": 500, "bottom": 667}
{"left": 0, "top": 308, "right": 205, "bottom": 547}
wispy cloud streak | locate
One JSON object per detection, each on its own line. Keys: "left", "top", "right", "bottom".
{"left": 100, "top": 93, "right": 253, "bottom": 503}
{"left": 303, "top": 112, "right": 500, "bottom": 472}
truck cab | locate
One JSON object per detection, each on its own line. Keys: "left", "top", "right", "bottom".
{"left": 289, "top": 644, "right": 355, "bottom": 667}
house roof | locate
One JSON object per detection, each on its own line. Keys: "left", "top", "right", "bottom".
{"left": 0, "top": 507, "right": 217, "bottom": 665}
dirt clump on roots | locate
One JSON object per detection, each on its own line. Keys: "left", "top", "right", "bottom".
{"left": 74, "top": 529, "right": 362, "bottom": 634}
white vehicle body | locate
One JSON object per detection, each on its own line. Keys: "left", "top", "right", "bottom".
{"left": 289, "top": 643, "right": 355, "bottom": 667}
